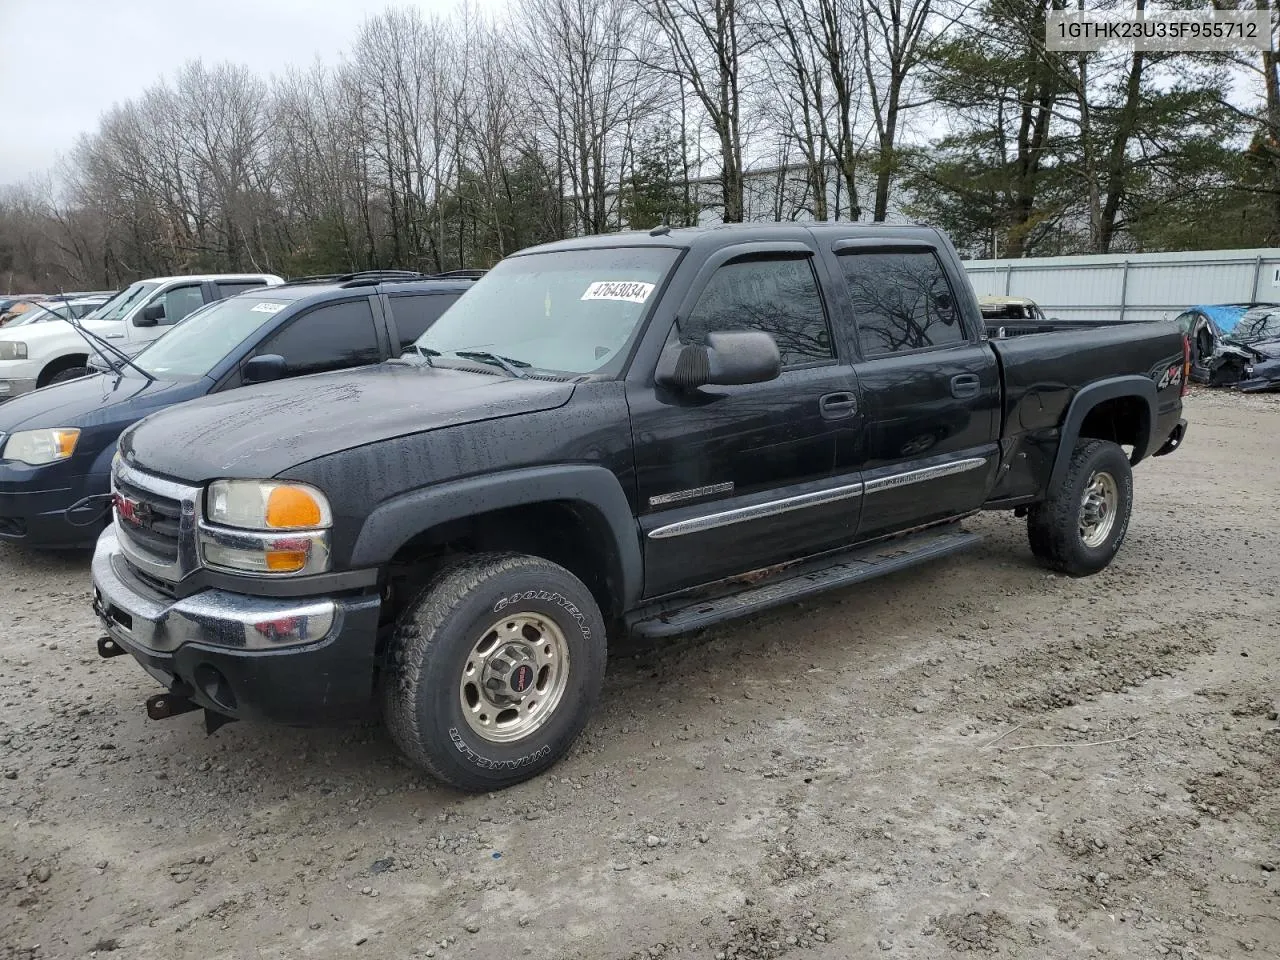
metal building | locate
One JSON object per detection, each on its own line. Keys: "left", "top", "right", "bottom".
{"left": 963, "top": 248, "right": 1280, "bottom": 324}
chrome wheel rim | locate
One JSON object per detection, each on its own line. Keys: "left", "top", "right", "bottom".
{"left": 458, "top": 613, "right": 570, "bottom": 743}
{"left": 1078, "top": 470, "right": 1118, "bottom": 548}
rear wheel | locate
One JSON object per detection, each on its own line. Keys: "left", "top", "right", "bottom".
{"left": 382, "top": 553, "right": 606, "bottom": 791}
{"left": 1027, "top": 439, "right": 1133, "bottom": 576}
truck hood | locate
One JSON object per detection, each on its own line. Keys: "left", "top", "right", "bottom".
{"left": 120, "top": 363, "right": 576, "bottom": 482}
{"left": 0, "top": 317, "right": 123, "bottom": 344}
{"left": 0, "top": 372, "right": 200, "bottom": 432}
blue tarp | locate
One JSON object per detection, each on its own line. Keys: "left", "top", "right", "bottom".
{"left": 1195, "top": 304, "right": 1252, "bottom": 334}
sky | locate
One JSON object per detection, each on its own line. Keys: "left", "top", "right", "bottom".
{"left": 0, "top": 0, "right": 504, "bottom": 186}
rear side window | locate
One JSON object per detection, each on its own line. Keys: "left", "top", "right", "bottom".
{"left": 157, "top": 284, "right": 207, "bottom": 326}
{"left": 839, "top": 251, "right": 965, "bottom": 357}
{"left": 216, "top": 280, "right": 268, "bottom": 298}
{"left": 388, "top": 292, "right": 459, "bottom": 346}
{"left": 680, "top": 257, "right": 833, "bottom": 367}
{"left": 257, "top": 299, "right": 382, "bottom": 376}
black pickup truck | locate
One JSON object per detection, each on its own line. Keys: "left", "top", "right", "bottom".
{"left": 91, "top": 224, "right": 1188, "bottom": 791}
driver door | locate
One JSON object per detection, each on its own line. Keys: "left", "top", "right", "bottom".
{"left": 627, "top": 249, "right": 861, "bottom": 597}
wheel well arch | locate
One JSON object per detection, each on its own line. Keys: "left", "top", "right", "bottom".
{"left": 382, "top": 500, "right": 625, "bottom": 625}
{"left": 1049, "top": 377, "right": 1156, "bottom": 491}
{"left": 38, "top": 353, "right": 89, "bottom": 387}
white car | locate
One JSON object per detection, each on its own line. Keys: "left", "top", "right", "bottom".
{"left": 0, "top": 274, "right": 283, "bottom": 400}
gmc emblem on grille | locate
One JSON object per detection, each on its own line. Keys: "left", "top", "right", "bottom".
{"left": 114, "top": 493, "right": 152, "bottom": 528}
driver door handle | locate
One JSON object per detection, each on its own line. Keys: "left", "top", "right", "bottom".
{"left": 819, "top": 391, "right": 858, "bottom": 419}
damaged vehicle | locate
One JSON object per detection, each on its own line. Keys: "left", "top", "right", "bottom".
{"left": 1227, "top": 307, "right": 1280, "bottom": 393}
{"left": 1174, "top": 303, "right": 1280, "bottom": 386}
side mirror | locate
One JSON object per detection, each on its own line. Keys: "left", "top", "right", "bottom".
{"left": 243, "top": 354, "right": 288, "bottom": 384}
{"left": 134, "top": 302, "right": 165, "bottom": 327}
{"left": 655, "top": 330, "right": 781, "bottom": 390}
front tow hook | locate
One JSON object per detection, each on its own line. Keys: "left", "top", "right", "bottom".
{"left": 97, "top": 635, "right": 128, "bottom": 658}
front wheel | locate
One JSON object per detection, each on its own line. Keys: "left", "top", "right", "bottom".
{"left": 48, "top": 366, "right": 91, "bottom": 384}
{"left": 382, "top": 553, "right": 607, "bottom": 791}
{"left": 1027, "top": 439, "right": 1133, "bottom": 576}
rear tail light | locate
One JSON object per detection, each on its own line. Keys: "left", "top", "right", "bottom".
{"left": 1181, "top": 335, "right": 1191, "bottom": 396}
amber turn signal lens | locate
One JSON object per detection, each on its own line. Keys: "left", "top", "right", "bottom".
{"left": 266, "top": 485, "right": 323, "bottom": 529}
{"left": 264, "top": 549, "right": 308, "bottom": 572}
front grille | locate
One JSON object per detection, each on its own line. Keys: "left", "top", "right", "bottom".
{"left": 115, "top": 475, "right": 183, "bottom": 562}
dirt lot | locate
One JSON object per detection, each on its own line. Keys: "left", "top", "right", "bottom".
{"left": 2, "top": 389, "right": 1278, "bottom": 960}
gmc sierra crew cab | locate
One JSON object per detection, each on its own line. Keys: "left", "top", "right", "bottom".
{"left": 91, "top": 224, "right": 1188, "bottom": 791}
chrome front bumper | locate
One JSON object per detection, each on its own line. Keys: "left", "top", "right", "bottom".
{"left": 92, "top": 524, "right": 337, "bottom": 653}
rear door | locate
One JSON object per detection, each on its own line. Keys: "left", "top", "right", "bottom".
{"left": 830, "top": 242, "right": 1001, "bottom": 542}
{"left": 213, "top": 279, "right": 271, "bottom": 301}
{"left": 629, "top": 245, "right": 861, "bottom": 596}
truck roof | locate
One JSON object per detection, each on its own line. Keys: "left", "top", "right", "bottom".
{"left": 517, "top": 222, "right": 944, "bottom": 256}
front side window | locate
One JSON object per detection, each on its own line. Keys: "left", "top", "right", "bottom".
{"left": 256, "top": 299, "right": 382, "bottom": 375}
{"left": 840, "top": 250, "right": 965, "bottom": 357}
{"left": 416, "top": 247, "right": 680, "bottom": 376}
{"left": 157, "top": 284, "right": 207, "bottom": 326}
{"left": 389, "top": 292, "right": 460, "bottom": 345}
{"left": 680, "top": 256, "right": 833, "bottom": 367}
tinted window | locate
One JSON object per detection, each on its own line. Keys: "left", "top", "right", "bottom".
{"left": 389, "top": 292, "right": 459, "bottom": 346}
{"left": 217, "top": 280, "right": 268, "bottom": 298}
{"left": 158, "top": 284, "right": 207, "bottom": 326}
{"left": 681, "top": 257, "right": 833, "bottom": 367}
{"left": 257, "top": 299, "right": 381, "bottom": 375}
{"left": 839, "top": 251, "right": 965, "bottom": 357}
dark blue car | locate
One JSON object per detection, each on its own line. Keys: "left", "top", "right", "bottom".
{"left": 0, "top": 271, "right": 475, "bottom": 548}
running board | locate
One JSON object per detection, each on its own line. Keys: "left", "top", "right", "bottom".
{"left": 629, "top": 529, "right": 982, "bottom": 639}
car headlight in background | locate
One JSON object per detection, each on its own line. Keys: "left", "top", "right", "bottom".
{"left": 2, "top": 428, "right": 80, "bottom": 465}
{"left": 0, "top": 342, "right": 28, "bottom": 360}
{"left": 200, "top": 480, "right": 332, "bottom": 575}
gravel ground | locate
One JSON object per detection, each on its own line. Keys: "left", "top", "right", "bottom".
{"left": 2, "top": 389, "right": 1278, "bottom": 960}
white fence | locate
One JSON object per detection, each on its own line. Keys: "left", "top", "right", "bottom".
{"left": 963, "top": 248, "right": 1280, "bottom": 324}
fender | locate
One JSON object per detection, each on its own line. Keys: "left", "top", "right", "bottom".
{"left": 1049, "top": 375, "right": 1157, "bottom": 491}
{"left": 350, "top": 464, "right": 644, "bottom": 610}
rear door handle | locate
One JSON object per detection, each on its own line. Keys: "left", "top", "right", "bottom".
{"left": 950, "top": 374, "right": 981, "bottom": 399}
{"left": 819, "top": 391, "right": 858, "bottom": 419}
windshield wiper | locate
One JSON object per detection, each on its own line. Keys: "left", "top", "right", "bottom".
{"left": 66, "top": 315, "right": 156, "bottom": 383}
{"left": 451, "top": 350, "right": 530, "bottom": 379}
{"left": 407, "top": 345, "right": 439, "bottom": 367}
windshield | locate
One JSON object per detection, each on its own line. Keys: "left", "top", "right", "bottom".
{"left": 131, "top": 295, "right": 291, "bottom": 379}
{"left": 1232, "top": 310, "right": 1280, "bottom": 343}
{"left": 89, "top": 281, "right": 159, "bottom": 322}
{"left": 6, "top": 306, "right": 60, "bottom": 327}
{"left": 415, "top": 247, "right": 680, "bottom": 376}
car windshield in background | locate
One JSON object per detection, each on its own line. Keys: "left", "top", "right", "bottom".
{"left": 131, "top": 296, "right": 289, "bottom": 379}
{"left": 1233, "top": 310, "right": 1280, "bottom": 343}
{"left": 90, "top": 281, "right": 159, "bottom": 321}
{"left": 415, "top": 247, "right": 680, "bottom": 376}
{"left": 5, "top": 306, "right": 60, "bottom": 327}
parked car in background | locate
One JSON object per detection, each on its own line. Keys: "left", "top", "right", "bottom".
{"left": 0, "top": 297, "right": 48, "bottom": 325}
{"left": 1173, "top": 303, "right": 1280, "bottom": 385}
{"left": 0, "top": 270, "right": 474, "bottom": 548}
{"left": 0, "top": 273, "right": 282, "bottom": 401}
{"left": 1222, "top": 307, "right": 1280, "bottom": 393}
{"left": 978, "top": 295, "right": 1048, "bottom": 322}
{"left": 42, "top": 294, "right": 115, "bottom": 319}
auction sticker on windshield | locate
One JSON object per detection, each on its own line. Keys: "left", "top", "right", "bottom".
{"left": 250, "top": 302, "right": 285, "bottom": 313}
{"left": 580, "top": 281, "right": 655, "bottom": 304}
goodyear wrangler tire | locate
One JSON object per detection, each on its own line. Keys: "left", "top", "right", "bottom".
{"left": 383, "top": 553, "right": 606, "bottom": 791}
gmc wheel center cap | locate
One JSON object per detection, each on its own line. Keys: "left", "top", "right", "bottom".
{"left": 509, "top": 663, "right": 535, "bottom": 695}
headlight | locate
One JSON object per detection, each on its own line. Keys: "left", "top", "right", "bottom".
{"left": 200, "top": 480, "right": 332, "bottom": 576}
{"left": 0, "top": 342, "right": 27, "bottom": 360}
{"left": 206, "top": 480, "right": 332, "bottom": 530}
{"left": 2, "top": 428, "right": 80, "bottom": 465}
